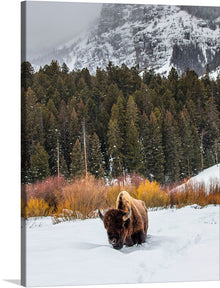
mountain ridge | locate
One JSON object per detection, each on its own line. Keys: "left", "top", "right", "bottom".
{"left": 30, "top": 4, "right": 220, "bottom": 77}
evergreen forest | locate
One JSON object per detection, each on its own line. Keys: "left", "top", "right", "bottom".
{"left": 21, "top": 61, "right": 220, "bottom": 184}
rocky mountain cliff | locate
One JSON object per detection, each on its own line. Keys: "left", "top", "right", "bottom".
{"left": 30, "top": 4, "right": 220, "bottom": 76}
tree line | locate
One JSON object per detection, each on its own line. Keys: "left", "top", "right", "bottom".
{"left": 21, "top": 60, "right": 220, "bottom": 184}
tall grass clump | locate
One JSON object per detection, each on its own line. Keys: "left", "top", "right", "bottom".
{"left": 137, "top": 179, "right": 169, "bottom": 208}
{"left": 55, "top": 175, "right": 107, "bottom": 219}
{"left": 26, "top": 198, "right": 50, "bottom": 218}
{"left": 21, "top": 175, "right": 67, "bottom": 218}
{"left": 169, "top": 180, "right": 220, "bottom": 208}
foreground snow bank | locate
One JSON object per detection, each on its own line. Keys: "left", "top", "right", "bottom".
{"left": 26, "top": 205, "right": 219, "bottom": 286}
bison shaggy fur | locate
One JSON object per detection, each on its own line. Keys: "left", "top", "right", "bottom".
{"left": 99, "top": 191, "right": 148, "bottom": 249}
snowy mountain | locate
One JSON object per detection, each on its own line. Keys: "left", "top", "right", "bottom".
{"left": 30, "top": 4, "right": 220, "bottom": 76}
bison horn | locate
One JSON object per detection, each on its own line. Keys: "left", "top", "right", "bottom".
{"left": 122, "top": 207, "right": 131, "bottom": 221}
{"left": 98, "top": 209, "right": 104, "bottom": 221}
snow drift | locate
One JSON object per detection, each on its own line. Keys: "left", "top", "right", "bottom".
{"left": 25, "top": 205, "right": 219, "bottom": 286}
{"left": 175, "top": 164, "right": 220, "bottom": 193}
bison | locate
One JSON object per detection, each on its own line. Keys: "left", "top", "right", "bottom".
{"left": 98, "top": 191, "right": 148, "bottom": 250}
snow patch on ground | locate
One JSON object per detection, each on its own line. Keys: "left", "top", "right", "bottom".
{"left": 25, "top": 205, "right": 219, "bottom": 286}
{"left": 192, "top": 164, "right": 220, "bottom": 186}
{"left": 176, "top": 164, "right": 220, "bottom": 193}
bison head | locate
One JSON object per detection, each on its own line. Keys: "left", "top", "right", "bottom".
{"left": 98, "top": 208, "right": 131, "bottom": 250}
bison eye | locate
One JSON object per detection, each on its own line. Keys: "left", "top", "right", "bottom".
{"left": 108, "top": 232, "right": 117, "bottom": 240}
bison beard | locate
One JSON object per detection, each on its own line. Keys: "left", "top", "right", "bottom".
{"left": 98, "top": 191, "right": 148, "bottom": 250}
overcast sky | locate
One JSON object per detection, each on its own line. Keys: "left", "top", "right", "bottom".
{"left": 25, "top": 1, "right": 102, "bottom": 55}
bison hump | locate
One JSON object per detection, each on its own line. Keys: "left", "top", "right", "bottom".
{"left": 116, "top": 191, "right": 132, "bottom": 213}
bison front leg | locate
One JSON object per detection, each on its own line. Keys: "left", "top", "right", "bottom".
{"left": 132, "top": 230, "right": 146, "bottom": 245}
{"left": 138, "top": 231, "right": 146, "bottom": 244}
{"left": 125, "top": 235, "right": 134, "bottom": 247}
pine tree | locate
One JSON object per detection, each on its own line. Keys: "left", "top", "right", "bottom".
{"left": 113, "top": 92, "right": 126, "bottom": 135}
{"left": 116, "top": 63, "right": 132, "bottom": 97}
{"left": 77, "top": 99, "right": 88, "bottom": 125}
{"left": 21, "top": 61, "right": 34, "bottom": 90}
{"left": 107, "top": 118, "right": 123, "bottom": 177}
{"left": 106, "top": 61, "right": 118, "bottom": 84}
{"left": 203, "top": 97, "right": 220, "bottom": 167}
{"left": 69, "top": 106, "right": 80, "bottom": 150}
{"left": 191, "top": 125, "right": 201, "bottom": 174}
{"left": 44, "top": 112, "right": 59, "bottom": 175}
{"left": 24, "top": 88, "right": 37, "bottom": 147}
{"left": 103, "top": 83, "right": 120, "bottom": 115}
{"left": 142, "top": 111, "right": 165, "bottom": 182}
{"left": 60, "top": 156, "right": 69, "bottom": 178}
{"left": 70, "top": 139, "right": 85, "bottom": 178}
{"left": 133, "top": 82, "right": 151, "bottom": 115}
{"left": 52, "top": 89, "right": 61, "bottom": 109}
{"left": 216, "top": 74, "right": 220, "bottom": 111}
{"left": 31, "top": 143, "right": 50, "bottom": 181}
{"left": 87, "top": 97, "right": 98, "bottom": 123}
{"left": 81, "top": 68, "right": 92, "bottom": 89}
{"left": 143, "top": 68, "right": 156, "bottom": 86}
{"left": 111, "top": 93, "right": 126, "bottom": 153}
{"left": 124, "top": 96, "right": 142, "bottom": 173}
{"left": 61, "top": 62, "right": 69, "bottom": 74}
{"left": 168, "top": 67, "right": 179, "bottom": 98}
{"left": 57, "top": 76, "right": 66, "bottom": 101}
{"left": 79, "top": 86, "right": 92, "bottom": 105}
{"left": 47, "top": 98, "right": 58, "bottom": 119}
{"left": 130, "top": 66, "right": 142, "bottom": 92}
{"left": 46, "top": 85, "right": 56, "bottom": 104}
{"left": 162, "top": 89, "right": 173, "bottom": 111}
{"left": 21, "top": 87, "right": 44, "bottom": 182}
{"left": 179, "top": 108, "right": 195, "bottom": 178}
{"left": 59, "top": 100, "right": 71, "bottom": 169}
{"left": 88, "top": 133, "right": 105, "bottom": 178}
{"left": 163, "top": 111, "right": 181, "bottom": 183}
{"left": 126, "top": 95, "right": 139, "bottom": 127}
{"left": 125, "top": 120, "right": 143, "bottom": 173}
{"left": 45, "top": 60, "right": 60, "bottom": 78}
{"left": 178, "top": 105, "right": 201, "bottom": 176}
{"left": 107, "top": 98, "right": 126, "bottom": 177}
{"left": 95, "top": 67, "right": 108, "bottom": 92}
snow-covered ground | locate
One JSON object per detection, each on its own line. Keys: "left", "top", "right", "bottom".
{"left": 25, "top": 205, "right": 219, "bottom": 286}
{"left": 176, "top": 164, "right": 220, "bottom": 193}
{"left": 192, "top": 164, "right": 220, "bottom": 186}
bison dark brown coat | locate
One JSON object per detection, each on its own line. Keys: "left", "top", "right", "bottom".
{"left": 98, "top": 191, "right": 148, "bottom": 249}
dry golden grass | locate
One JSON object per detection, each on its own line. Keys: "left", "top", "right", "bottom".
{"left": 56, "top": 176, "right": 107, "bottom": 219}
{"left": 25, "top": 197, "right": 51, "bottom": 218}
{"left": 22, "top": 175, "right": 220, "bottom": 219}
{"left": 169, "top": 181, "right": 220, "bottom": 208}
{"left": 137, "top": 180, "right": 169, "bottom": 207}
